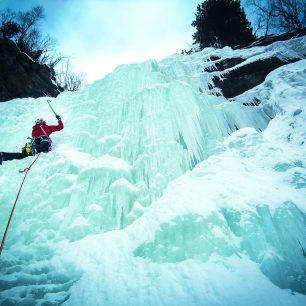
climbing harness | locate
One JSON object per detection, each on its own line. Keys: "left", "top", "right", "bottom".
{"left": 38, "top": 125, "right": 52, "bottom": 151}
{"left": 23, "top": 137, "right": 36, "bottom": 156}
{"left": 0, "top": 154, "right": 41, "bottom": 256}
{"left": 25, "top": 143, "right": 31, "bottom": 154}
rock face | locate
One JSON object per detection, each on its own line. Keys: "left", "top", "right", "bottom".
{"left": 212, "top": 57, "right": 300, "bottom": 98}
{"left": 204, "top": 29, "right": 306, "bottom": 99}
{"left": 0, "top": 38, "right": 61, "bottom": 102}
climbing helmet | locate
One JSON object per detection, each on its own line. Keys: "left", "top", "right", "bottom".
{"left": 35, "top": 118, "right": 44, "bottom": 124}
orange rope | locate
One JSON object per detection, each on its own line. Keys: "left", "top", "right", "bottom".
{"left": 0, "top": 154, "right": 40, "bottom": 256}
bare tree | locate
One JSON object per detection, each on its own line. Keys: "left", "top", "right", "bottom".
{"left": 56, "top": 59, "right": 86, "bottom": 91}
{"left": 272, "top": 0, "right": 306, "bottom": 32}
{"left": 1, "top": 6, "right": 87, "bottom": 92}
{"left": 0, "top": 6, "right": 56, "bottom": 63}
{"left": 246, "top": 0, "right": 278, "bottom": 37}
{"left": 0, "top": 8, "right": 16, "bottom": 25}
{"left": 15, "top": 6, "right": 47, "bottom": 59}
{"left": 247, "top": 0, "right": 306, "bottom": 36}
{"left": 16, "top": 6, "right": 44, "bottom": 44}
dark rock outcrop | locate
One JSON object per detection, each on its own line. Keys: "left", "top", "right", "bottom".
{"left": 0, "top": 38, "right": 61, "bottom": 102}
{"left": 202, "top": 30, "right": 306, "bottom": 99}
{"left": 212, "top": 57, "right": 300, "bottom": 98}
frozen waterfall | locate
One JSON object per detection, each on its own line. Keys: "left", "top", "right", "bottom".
{"left": 0, "top": 37, "right": 306, "bottom": 306}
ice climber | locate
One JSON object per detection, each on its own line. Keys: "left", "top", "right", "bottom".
{"left": 0, "top": 114, "right": 64, "bottom": 165}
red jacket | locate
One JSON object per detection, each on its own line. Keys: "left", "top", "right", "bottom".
{"left": 32, "top": 120, "right": 64, "bottom": 138}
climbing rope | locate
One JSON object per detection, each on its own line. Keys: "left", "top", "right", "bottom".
{"left": 0, "top": 154, "right": 40, "bottom": 256}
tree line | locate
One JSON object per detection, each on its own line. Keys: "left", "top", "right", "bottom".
{"left": 190, "top": 0, "right": 306, "bottom": 52}
{"left": 0, "top": 5, "right": 85, "bottom": 91}
{"left": 1, "top": 2, "right": 305, "bottom": 82}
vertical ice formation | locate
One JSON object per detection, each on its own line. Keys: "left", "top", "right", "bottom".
{"left": 57, "top": 56, "right": 270, "bottom": 232}
{"left": 0, "top": 39, "right": 305, "bottom": 306}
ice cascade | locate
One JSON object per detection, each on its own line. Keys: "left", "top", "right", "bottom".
{"left": 0, "top": 37, "right": 306, "bottom": 306}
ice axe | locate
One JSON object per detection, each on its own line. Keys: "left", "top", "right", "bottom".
{"left": 46, "top": 99, "right": 58, "bottom": 116}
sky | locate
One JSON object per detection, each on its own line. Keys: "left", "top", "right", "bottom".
{"left": 0, "top": 0, "right": 203, "bottom": 83}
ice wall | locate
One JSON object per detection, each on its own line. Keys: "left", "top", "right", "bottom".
{"left": 0, "top": 38, "right": 306, "bottom": 306}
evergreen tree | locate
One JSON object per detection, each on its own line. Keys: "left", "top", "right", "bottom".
{"left": 0, "top": 21, "right": 20, "bottom": 39}
{"left": 192, "top": 0, "right": 255, "bottom": 49}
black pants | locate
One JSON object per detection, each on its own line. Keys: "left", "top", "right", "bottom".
{"left": 1, "top": 138, "right": 51, "bottom": 162}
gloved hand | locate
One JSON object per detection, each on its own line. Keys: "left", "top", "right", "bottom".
{"left": 56, "top": 114, "right": 61, "bottom": 120}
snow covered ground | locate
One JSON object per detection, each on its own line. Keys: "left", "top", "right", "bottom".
{"left": 0, "top": 37, "right": 306, "bottom": 306}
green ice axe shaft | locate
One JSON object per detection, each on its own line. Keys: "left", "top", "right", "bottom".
{"left": 47, "top": 99, "right": 57, "bottom": 116}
